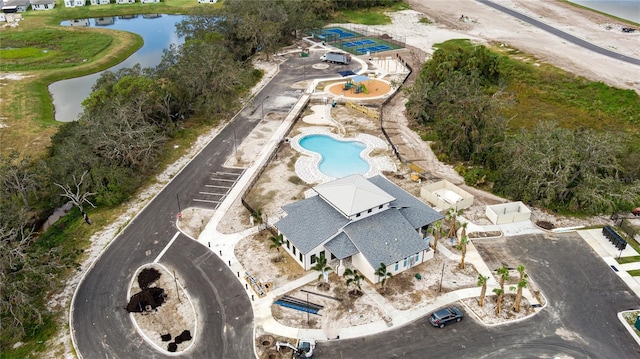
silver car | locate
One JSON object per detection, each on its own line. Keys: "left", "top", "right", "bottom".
{"left": 429, "top": 306, "right": 464, "bottom": 328}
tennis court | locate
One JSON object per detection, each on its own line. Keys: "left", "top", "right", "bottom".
{"left": 341, "top": 39, "right": 376, "bottom": 47}
{"left": 314, "top": 27, "right": 363, "bottom": 40}
{"left": 336, "top": 37, "right": 401, "bottom": 55}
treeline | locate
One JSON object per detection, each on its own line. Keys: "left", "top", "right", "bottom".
{"left": 0, "top": 0, "right": 402, "bottom": 353}
{"left": 406, "top": 41, "right": 640, "bottom": 214}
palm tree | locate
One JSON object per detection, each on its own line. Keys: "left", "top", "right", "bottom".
{"left": 493, "top": 287, "right": 504, "bottom": 315}
{"left": 512, "top": 265, "right": 528, "bottom": 312}
{"left": 375, "top": 263, "right": 393, "bottom": 291}
{"left": 269, "top": 233, "right": 283, "bottom": 252}
{"left": 311, "top": 253, "right": 331, "bottom": 283}
{"left": 458, "top": 235, "right": 469, "bottom": 269}
{"left": 343, "top": 268, "right": 364, "bottom": 296}
{"left": 460, "top": 221, "right": 468, "bottom": 240}
{"left": 477, "top": 274, "right": 489, "bottom": 307}
{"left": 496, "top": 265, "right": 510, "bottom": 293}
{"left": 428, "top": 220, "right": 445, "bottom": 254}
{"left": 251, "top": 208, "right": 263, "bottom": 226}
{"left": 445, "top": 208, "right": 462, "bottom": 242}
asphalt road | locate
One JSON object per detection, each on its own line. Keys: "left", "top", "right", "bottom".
{"left": 315, "top": 233, "right": 640, "bottom": 358}
{"left": 477, "top": 0, "right": 640, "bottom": 66}
{"left": 71, "top": 53, "right": 356, "bottom": 358}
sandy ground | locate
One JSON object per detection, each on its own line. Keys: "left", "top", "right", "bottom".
{"left": 38, "top": 1, "right": 636, "bottom": 357}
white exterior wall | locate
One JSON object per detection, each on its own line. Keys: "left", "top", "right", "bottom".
{"left": 485, "top": 202, "right": 531, "bottom": 225}
{"left": 348, "top": 203, "right": 389, "bottom": 221}
{"left": 65, "top": 0, "right": 85, "bottom": 6}
{"left": 421, "top": 180, "right": 474, "bottom": 212}
{"left": 32, "top": 2, "right": 55, "bottom": 10}
{"left": 140, "top": 0, "right": 158, "bottom": 3}
{"left": 115, "top": 0, "right": 134, "bottom": 3}
{"left": 198, "top": 0, "right": 218, "bottom": 3}
{"left": 351, "top": 252, "right": 376, "bottom": 283}
{"left": 282, "top": 238, "right": 304, "bottom": 269}
{"left": 90, "top": 0, "right": 110, "bottom": 5}
{"left": 0, "top": 13, "right": 5, "bottom": 22}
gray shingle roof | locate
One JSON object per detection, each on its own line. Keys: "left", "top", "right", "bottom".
{"left": 344, "top": 209, "right": 429, "bottom": 266}
{"left": 369, "top": 175, "right": 443, "bottom": 227}
{"left": 275, "top": 174, "right": 441, "bottom": 268}
{"left": 324, "top": 233, "right": 359, "bottom": 259}
{"left": 275, "top": 195, "right": 349, "bottom": 254}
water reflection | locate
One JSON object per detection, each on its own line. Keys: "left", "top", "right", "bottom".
{"left": 50, "top": 14, "right": 185, "bottom": 122}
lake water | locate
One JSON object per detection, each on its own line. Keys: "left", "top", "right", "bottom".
{"left": 50, "top": 14, "right": 185, "bottom": 122}
{"left": 299, "top": 134, "right": 369, "bottom": 178}
{"left": 569, "top": 0, "right": 640, "bottom": 23}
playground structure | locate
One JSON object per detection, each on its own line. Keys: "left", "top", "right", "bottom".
{"left": 326, "top": 77, "right": 392, "bottom": 100}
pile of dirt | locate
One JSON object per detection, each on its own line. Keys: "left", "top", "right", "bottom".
{"left": 126, "top": 268, "right": 167, "bottom": 313}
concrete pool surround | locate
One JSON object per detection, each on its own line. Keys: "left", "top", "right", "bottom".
{"left": 290, "top": 127, "right": 396, "bottom": 184}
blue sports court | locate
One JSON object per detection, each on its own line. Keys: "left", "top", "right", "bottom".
{"left": 315, "top": 27, "right": 361, "bottom": 40}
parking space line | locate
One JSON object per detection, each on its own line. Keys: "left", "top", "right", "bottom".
{"left": 205, "top": 185, "right": 231, "bottom": 189}
{"left": 154, "top": 231, "right": 180, "bottom": 263}
{"left": 193, "top": 198, "right": 222, "bottom": 204}
{"left": 210, "top": 178, "right": 237, "bottom": 182}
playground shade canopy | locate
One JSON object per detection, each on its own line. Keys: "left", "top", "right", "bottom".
{"left": 350, "top": 75, "right": 370, "bottom": 83}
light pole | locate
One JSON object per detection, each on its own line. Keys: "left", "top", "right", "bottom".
{"left": 261, "top": 95, "right": 270, "bottom": 119}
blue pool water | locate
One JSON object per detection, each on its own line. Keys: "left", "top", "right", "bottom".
{"left": 299, "top": 135, "right": 369, "bottom": 178}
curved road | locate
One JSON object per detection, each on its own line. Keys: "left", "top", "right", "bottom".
{"left": 315, "top": 233, "right": 640, "bottom": 358}
{"left": 477, "top": 0, "right": 640, "bottom": 66}
{"left": 71, "top": 54, "right": 354, "bottom": 358}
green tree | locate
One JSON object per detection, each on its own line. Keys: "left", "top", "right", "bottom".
{"left": 375, "top": 262, "right": 393, "bottom": 290}
{"left": 311, "top": 252, "right": 331, "bottom": 283}
{"left": 493, "top": 287, "right": 504, "bottom": 315}
{"left": 512, "top": 265, "right": 528, "bottom": 312}
{"left": 428, "top": 220, "right": 445, "bottom": 254}
{"left": 496, "top": 121, "right": 640, "bottom": 214}
{"left": 477, "top": 274, "right": 489, "bottom": 307}
{"left": 343, "top": 268, "right": 364, "bottom": 296}
{"left": 445, "top": 208, "right": 462, "bottom": 241}
{"left": 269, "top": 233, "right": 283, "bottom": 252}
{"left": 458, "top": 235, "right": 469, "bottom": 269}
{"left": 497, "top": 265, "right": 510, "bottom": 294}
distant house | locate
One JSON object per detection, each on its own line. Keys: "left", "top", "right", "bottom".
{"left": 115, "top": 0, "right": 135, "bottom": 4}
{"left": 274, "top": 174, "right": 444, "bottom": 284}
{"left": 2, "top": 0, "right": 30, "bottom": 12}
{"left": 197, "top": 0, "right": 217, "bottom": 3}
{"left": 64, "top": 0, "right": 85, "bottom": 7}
{"left": 90, "top": 0, "right": 110, "bottom": 5}
{"left": 31, "top": 0, "right": 55, "bottom": 10}
{"left": 140, "top": 0, "right": 159, "bottom": 3}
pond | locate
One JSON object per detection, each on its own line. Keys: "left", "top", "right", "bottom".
{"left": 298, "top": 134, "right": 370, "bottom": 178}
{"left": 49, "top": 14, "right": 186, "bottom": 122}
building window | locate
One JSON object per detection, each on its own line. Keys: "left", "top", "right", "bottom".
{"left": 286, "top": 240, "right": 290, "bottom": 249}
{"left": 356, "top": 213, "right": 361, "bottom": 217}
{"left": 311, "top": 254, "right": 317, "bottom": 264}
{"left": 415, "top": 254, "right": 419, "bottom": 262}
{"left": 394, "top": 263, "right": 399, "bottom": 271}
{"left": 379, "top": 205, "right": 383, "bottom": 209}
{"left": 320, "top": 250, "right": 325, "bottom": 260}
{"left": 299, "top": 252, "right": 303, "bottom": 262}
{"left": 403, "top": 258, "right": 408, "bottom": 268}
{"left": 331, "top": 253, "right": 336, "bottom": 260}
{"left": 367, "top": 209, "right": 372, "bottom": 213}
{"left": 293, "top": 246, "right": 296, "bottom": 255}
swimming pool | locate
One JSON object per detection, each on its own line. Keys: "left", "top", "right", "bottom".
{"left": 299, "top": 134, "right": 369, "bottom": 178}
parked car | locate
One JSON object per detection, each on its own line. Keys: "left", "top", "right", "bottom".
{"left": 429, "top": 306, "right": 464, "bottom": 328}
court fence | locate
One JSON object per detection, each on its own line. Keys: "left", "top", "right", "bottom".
{"left": 312, "top": 24, "right": 406, "bottom": 52}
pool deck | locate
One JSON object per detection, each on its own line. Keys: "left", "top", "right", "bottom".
{"left": 290, "top": 126, "right": 396, "bottom": 184}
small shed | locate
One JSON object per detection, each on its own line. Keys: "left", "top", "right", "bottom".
{"left": 485, "top": 202, "right": 531, "bottom": 225}
{"left": 420, "top": 180, "right": 474, "bottom": 212}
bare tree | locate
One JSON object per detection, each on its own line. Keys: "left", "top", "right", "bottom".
{"left": 54, "top": 171, "right": 96, "bottom": 225}
{"left": 0, "top": 151, "right": 39, "bottom": 212}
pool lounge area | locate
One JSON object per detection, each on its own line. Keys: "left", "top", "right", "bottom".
{"left": 290, "top": 127, "right": 397, "bottom": 184}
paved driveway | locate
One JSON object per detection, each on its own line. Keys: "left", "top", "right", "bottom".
{"left": 315, "top": 232, "right": 640, "bottom": 358}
